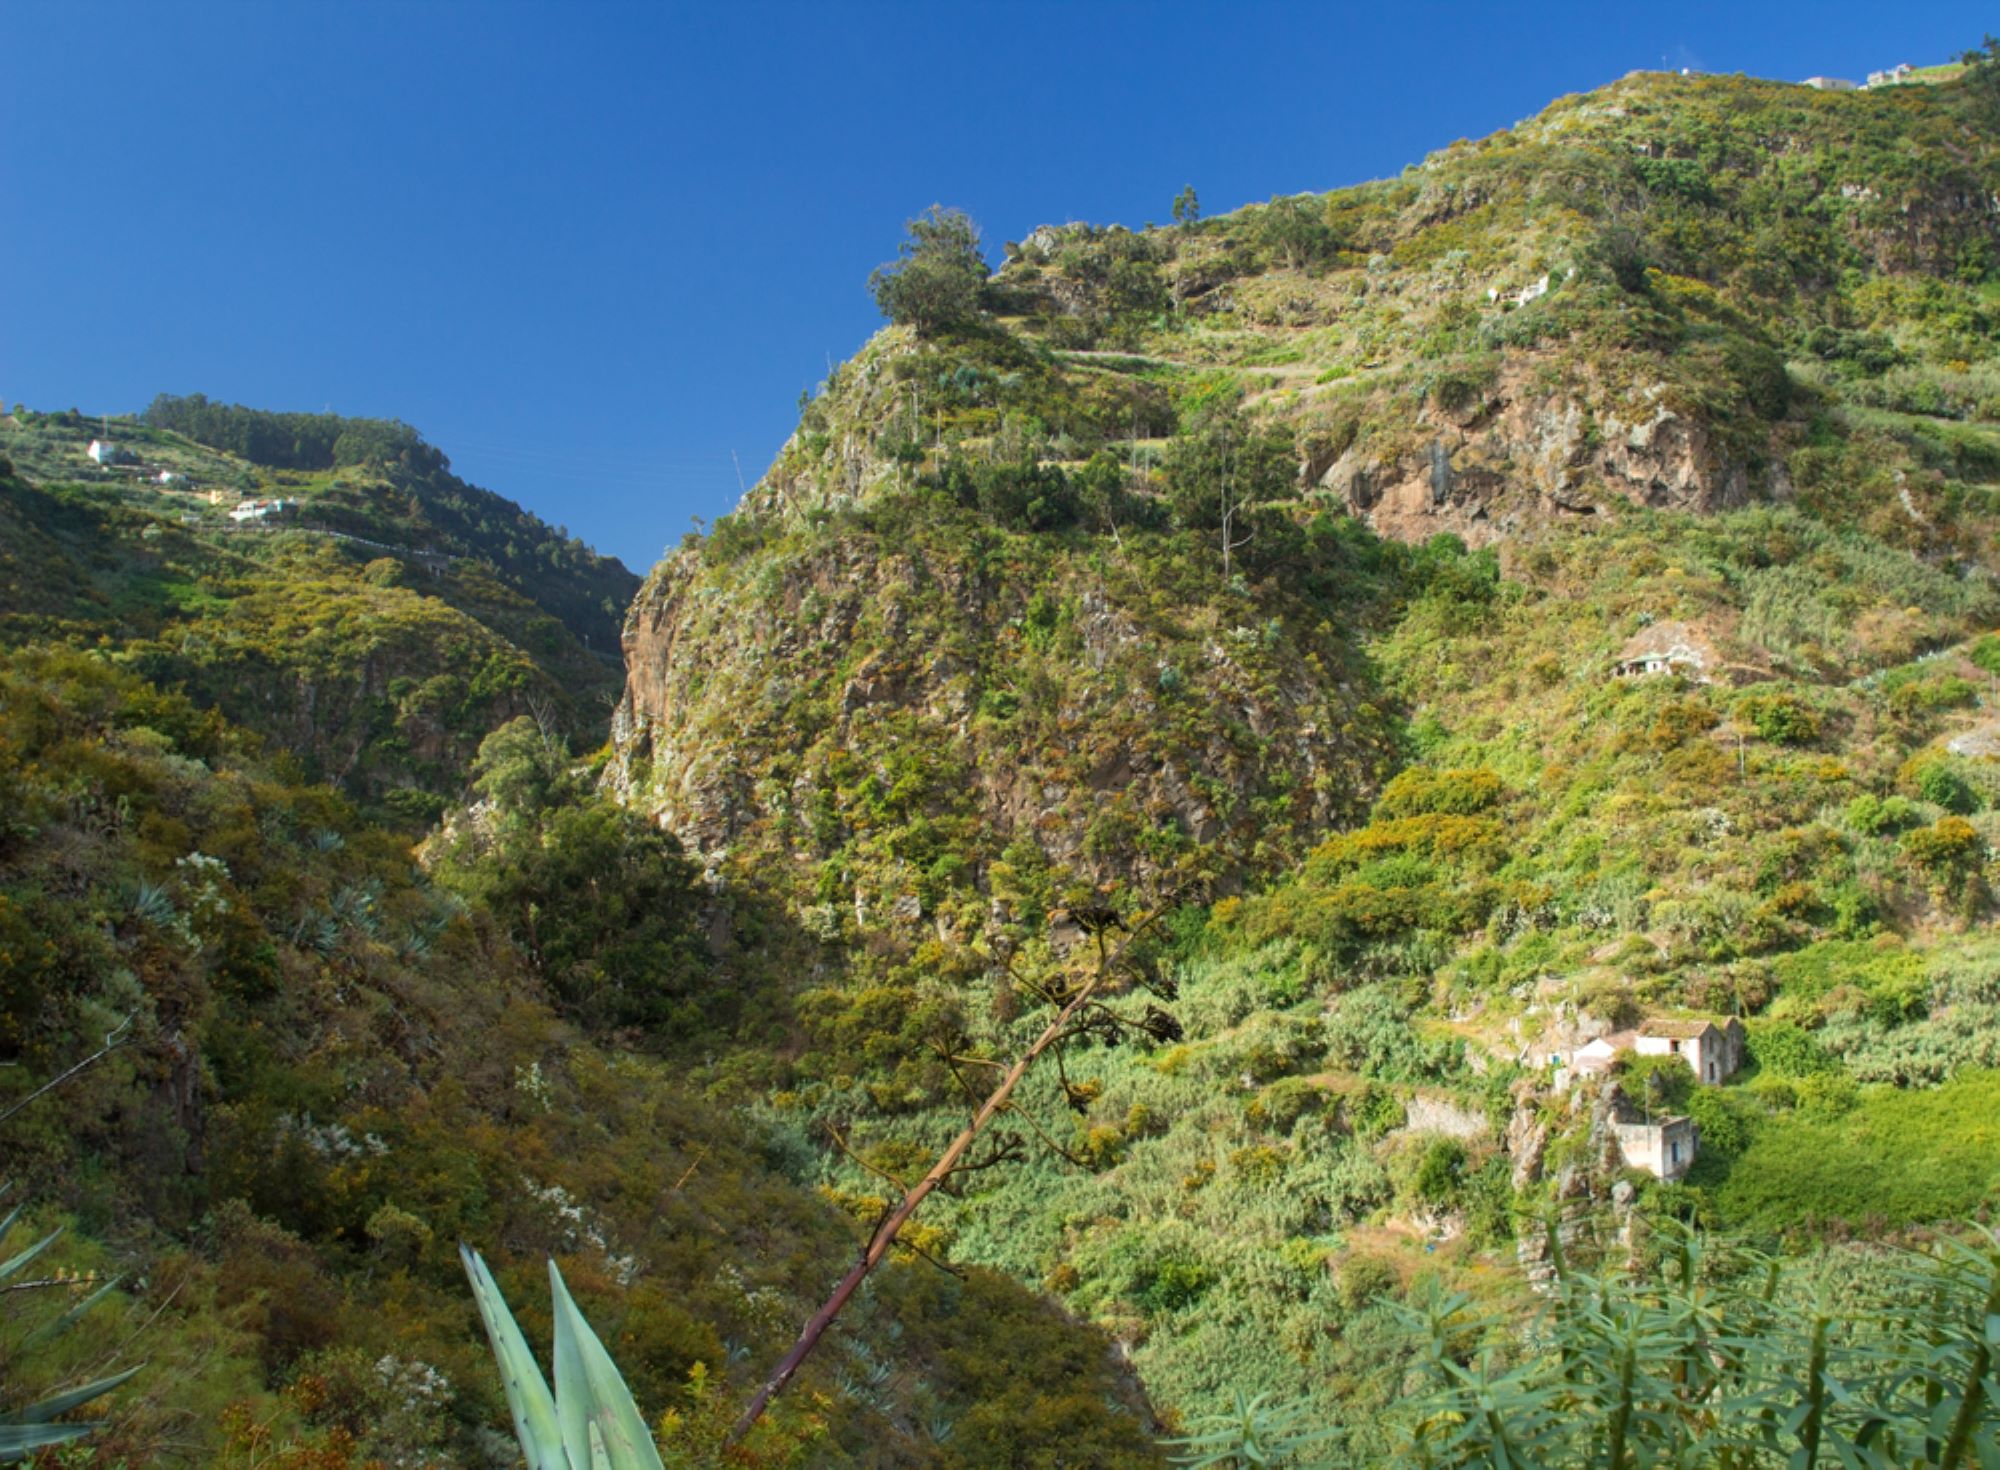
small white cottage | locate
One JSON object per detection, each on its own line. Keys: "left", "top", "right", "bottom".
{"left": 1614, "top": 1115, "right": 1699, "bottom": 1181}
{"left": 228, "top": 498, "right": 294, "bottom": 524}
{"left": 1612, "top": 621, "right": 1718, "bottom": 681}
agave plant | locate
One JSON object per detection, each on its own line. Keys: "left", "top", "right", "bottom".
{"left": 1166, "top": 1389, "right": 1339, "bottom": 1468}
{"left": 0, "top": 1196, "right": 140, "bottom": 1464}
{"left": 0, "top": 1369, "right": 140, "bottom": 1464}
{"left": 460, "top": 1244, "right": 665, "bottom": 1470}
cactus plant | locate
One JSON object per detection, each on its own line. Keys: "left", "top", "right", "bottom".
{"left": 460, "top": 1243, "right": 665, "bottom": 1470}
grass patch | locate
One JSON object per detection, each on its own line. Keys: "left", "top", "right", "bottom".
{"left": 1711, "top": 1069, "right": 2000, "bottom": 1231}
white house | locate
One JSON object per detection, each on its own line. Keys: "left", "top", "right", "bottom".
{"left": 1614, "top": 1115, "right": 1698, "bottom": 1181}
{"left": 1866, "top": 63, "right": 1915, "bottom": 87}
{"left": 87, "top": 439, "right": 123, "bottom": 466}
{"left": 155, "top": 470, "right": 182, "bottom": 486}
{"left": 1560, "top": 1017, "right": 1745, "bottom": 1088}
{"left": 1803, "top": 76, "right": 1858, "bottom": 91}
{"left": 229, "top": 498, "right": 294, "bottom": 523}
{"left": 1612, "top": 620, "right": 1719, "bottom": 682}
{"left": 1632, "top": 1018, "right": 1745, "bottom": 1084}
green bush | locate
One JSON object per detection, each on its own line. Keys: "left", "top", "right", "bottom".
{"left": 1335, "top": 1253, "right": 1399, "bottom": 1312}
{"left": 1845, "top": 792, "right": 1921, "bottom": 835}
{"left": 1736, "top": 691, "right": 1822, "bottom": 745}
{"left": 1135, "top": 1255, "right": 1217, "bottom": 1315}
{"left": 1374, "top": 767, "right": 1503, "bottom": 820}
{"left": 1914, "top": 761, "right": 1981, "bottom": 815}
{"left": 1746, "top": 1019, "right": 1838, "bottom": 1078}
{"left": 1903, "top": 816, "right": 1987, "bottom": 906}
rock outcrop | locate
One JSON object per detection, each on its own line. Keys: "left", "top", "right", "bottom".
{"left": 613, "top": 517, "right": 1397, "bottom": 920}
{"left": 1319, "top": 362, "right": 1759, "bottom": 548}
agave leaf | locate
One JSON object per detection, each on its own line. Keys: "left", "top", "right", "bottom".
{"left": 17, "top": 1365, "right": 142, "bottom": 1425}
{"left": 0, "top": 1202, "right": 25, "bottom": 1244}
{"left": 549, "top": 1260, "right": 664, "bottom": 1470}
{"left": 19, "top": 1275, "right": 123, "bottom": 1353}
{"left": 0, "top": 1229, "right": 62, "bottom": 1281}
{"left": 459, "top": 1245, "right": 568, "bottom": 1469}
{"left": 0, "top": 1421, "right": 99, "bottom": 1462}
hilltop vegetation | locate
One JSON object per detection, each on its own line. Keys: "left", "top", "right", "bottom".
{"left": 138, "top": 395, "right": 634, "bottom": 652}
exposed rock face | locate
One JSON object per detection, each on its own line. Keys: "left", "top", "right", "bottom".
{"left": 1505, "top": 1099, "right": 1551, "bottom": 1191}
{"left": 1400, "top": 1093, "right": 1492, "bottom": 1141}
{"left": 612, "top": 523, "right": 1396, "bottom": 914}
{"left": 1320, "top": 362, "right": 1761, "bottom": 547}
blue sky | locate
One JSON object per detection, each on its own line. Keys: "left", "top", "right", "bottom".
{"left": 4, "top": 1, "right": 1989, "bottom": 570}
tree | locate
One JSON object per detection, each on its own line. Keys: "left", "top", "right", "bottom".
{"left": 1256, "top": 194, "right": 1338, "bottom": 271}
{"left": 869, "top": 205, "right": 989, "bottom": 337}
{"left": 1590, "top": 220, "right": 1655, "bottom": 294}
{"left": 433, "top": 719, "right": 710, "bottom": 1034}
{"left": 1173, "top": 185, "right": 1201, "bottom": 225}
{"left": 1162, "top": 400, "right": 1295, "bottom": 578}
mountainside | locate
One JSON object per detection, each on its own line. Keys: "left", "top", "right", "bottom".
{"left": 620, "top": 66, "right": 2000, "bottom": 890}
{"left": 756, "top": 66, "right": 1999, "bottom": 547}
{"left": 609, "top": 60, "right": 2000, "bottom": 1441}
{"left": 1, "top": 404, "right": 637, "bottom": 819}
{"left": 0, "top": 407, "right": 1164, "bottom": 1465}
{"left": 6, "top": 54, "right": 2000, "bottom": 1470}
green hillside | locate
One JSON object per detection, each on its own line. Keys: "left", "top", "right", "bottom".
{"left": 0, "top": 404, "right": 637, "bottom": 819}
{"left": 6, "top": 50, "right": 2000, "bottom": 1470}
{"left": 609, "top": 56, "right": 2000, "bottom": 1446}
{"left": 0, "top": 650, "right": 1155, "bottom": 1465}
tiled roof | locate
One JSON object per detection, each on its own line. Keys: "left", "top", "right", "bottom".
{"left": 1641, "top": 1018, "right": 1718, "bottom": 1039}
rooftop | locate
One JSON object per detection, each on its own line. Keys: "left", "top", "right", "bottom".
{"left": 1641, "top": 1018, "right": 1720, "bottom": 1039}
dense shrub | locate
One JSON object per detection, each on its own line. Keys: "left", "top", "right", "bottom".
{"left": 1373, "top": 767, "right": 1503, "bottom": 820}
{"left": 1913, "top": 760, "right": 1981, "bottom": 815}
{"left": 1735, "top": 691, "right": 1822, "bottom": 745}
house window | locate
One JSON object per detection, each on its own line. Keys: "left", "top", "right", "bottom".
{"left": 1670, "top": 1141, "right": 1681, "bottom": 1163}
{"left": 1669, "top": 1039, "right": 1681, "bottom": 1053}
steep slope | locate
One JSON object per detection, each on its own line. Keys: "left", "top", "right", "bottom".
{"left": 0, "top": 650, "right": 1161, "bottom": 1466}
{"left": 610, "top": 60, "right": 2000, "bottom": 1434}
{"left": 621, "top": 66, "right": 2000, "bottom": 891}
{"left": 616, "top": 493, "right": 1401, "bottom": 904}
{"left": 0, "top": 407, "right": 636, "bottom": 817}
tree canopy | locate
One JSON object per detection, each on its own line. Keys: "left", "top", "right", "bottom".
{"left": 869, "top": 206, "right": 990, "bottom": 337}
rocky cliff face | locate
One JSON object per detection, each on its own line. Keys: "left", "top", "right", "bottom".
{"left": 613, "top": 512, "right": 1397, "bottom": 927}
{"left": 1318, "top": 356, "right": 1761, "bottom": 547}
